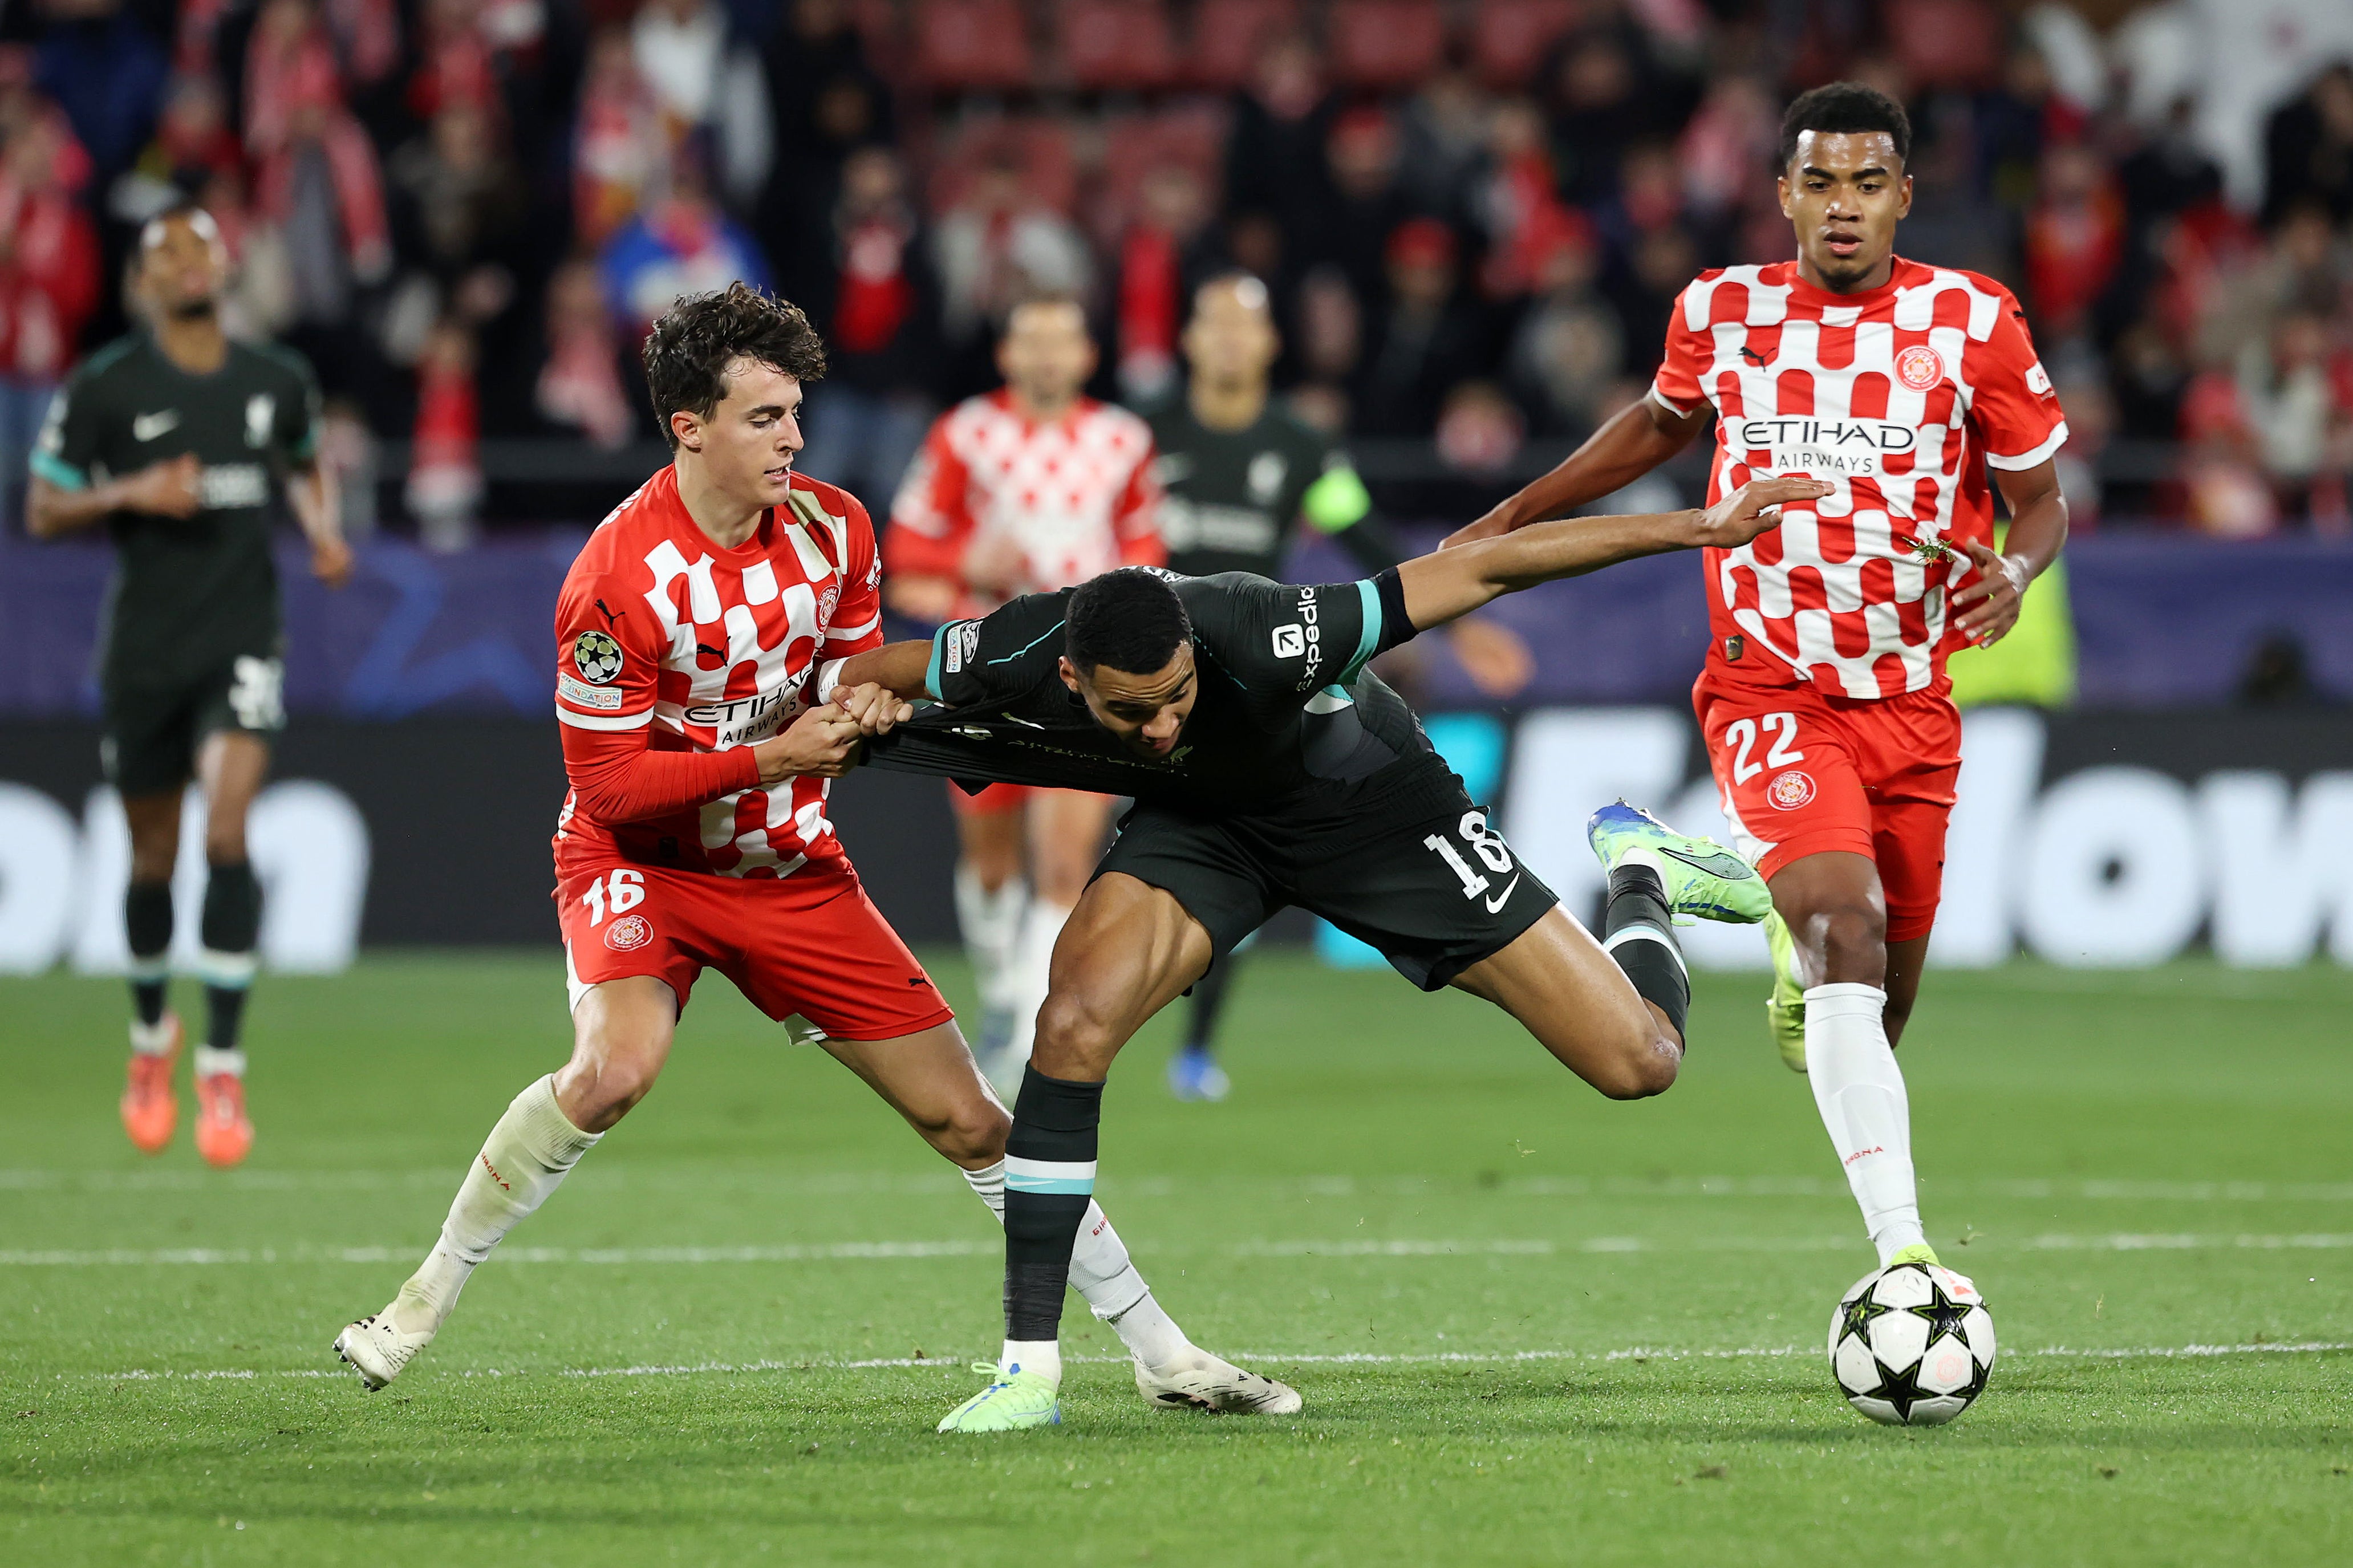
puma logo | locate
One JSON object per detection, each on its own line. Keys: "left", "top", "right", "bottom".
{"left": 1739, "top": 346, "right": 1772, "bottom": 368}
{"left": 594, "top": 598, "right": 624, "bottom": 628}
{"left": 697, "top": 643, "right": 725, "bottom": 659}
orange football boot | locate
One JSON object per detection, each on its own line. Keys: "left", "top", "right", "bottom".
{"left": 120, "top": 1014, "right": 182, "bottom": 1154}
{"left": 194, "top": 1069, "right": 254, "bottom": 1169}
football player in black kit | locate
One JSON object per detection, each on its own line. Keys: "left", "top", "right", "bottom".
{"left": 1143, "top": 273, "right": 1531, "bottom": 1098}
{"left": 836, "top": 468, "right": 1832, "bottom": 1429}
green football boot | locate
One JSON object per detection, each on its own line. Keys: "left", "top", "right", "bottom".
{"left": 1887, "top": 1242, "right": 1942, "bottom": 1269}
{"left": 1763, "top": 907, "right": 1808, "bottom": 1073}
{"left": 936, "top": 1361, "right": 1061, "bottom": 1433}
{"left": 1586, "top": 802, "right": 1772, "bottom": 925}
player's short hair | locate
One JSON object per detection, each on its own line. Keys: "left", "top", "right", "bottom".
{"left": 643, "top": 282, "right": 827, "bottom": 449}
{"left": 1001, "top": 292, "right": 1090, "bottom": 338}
{"left": 1778, "top": 82, "right": 1912, "bottom": 171}
{"left": 1193, "top": 271, "right": 1271, "bottom": 318}
{"left": 1066, "top": 568, "right": 1192, "bottom": 677}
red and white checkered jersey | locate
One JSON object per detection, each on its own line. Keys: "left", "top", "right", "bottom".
{"left": 1652, "top": 257, "right": 2068, "bottom": 699}
{"left": 551, "top": 465, "right": 885, "bottom": 880}
{"left": 883, "top": 389, "right": 1163, "bottom": 614}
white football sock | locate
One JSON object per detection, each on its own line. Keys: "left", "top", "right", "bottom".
{"left": 1803, "top": 983, "right": 1926, "bottom": 1265}
{"left": 389, "top": 1074, "right": 601, "bottom": 1335}
{"left": 1000, "top": 1338, "right": 1062, "bottom": 1384}
{"left": 193, "top": 1045, "right": 246, "bottom": 1078}
{"left": 954, "top": 864, "right": 1026, "bottom": 1014}
{"left": 1005, "top": 899, "right": 1072, "bottom": 1062}
{"left": 129, "top": 1016, "right": 177, "bottom": 1055}
{"left": 962, "top": 1160, "right": 1187, "bottom": 1369}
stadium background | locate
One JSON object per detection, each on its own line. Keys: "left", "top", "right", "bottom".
{"left": 1, "top": 0, "right": 2350, "bottom": 969}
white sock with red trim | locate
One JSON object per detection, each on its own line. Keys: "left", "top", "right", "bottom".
{"left": 960, "top": 1160, "right": 1188, "bottom": 1371}
{"left": 1802, "top": 983, "right": 1927, "bottom": 1266}
{"left": 387, "top": 1074, "right": 601, "bottom": 1335}
{"left": 954, "top": 864, "right": 1026, "bottom": 1017}
{"left": 1005, "top": 899, "right": 1072, "bottom": 1063}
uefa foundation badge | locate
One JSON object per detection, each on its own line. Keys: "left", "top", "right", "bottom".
{"left": 1768, "top": 770, "right": 1817, "bottom": 810}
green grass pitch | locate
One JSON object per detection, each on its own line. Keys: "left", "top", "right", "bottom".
{"left": 3, "top": 950, "right": 2349, "bottom": 1565}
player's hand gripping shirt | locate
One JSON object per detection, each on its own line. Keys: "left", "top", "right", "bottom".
{"left": 883, "top": 389, "right": 1164, "bottom": 614}
{"left": 862, "top": 571, "right": 1456, "bottom": 836}
{"left": 551, "top": 466, "right": 884, "bottom": 882}
{"left": 1651, "top": 258, "right": 2067, "bottom": 699}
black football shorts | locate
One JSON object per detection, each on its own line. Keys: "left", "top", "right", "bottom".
{"left": 102, "top": 654, "right": 286, "bottom": 796}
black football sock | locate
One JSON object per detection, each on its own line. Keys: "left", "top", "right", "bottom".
{"left": 125, "top": 880, "right": 174, "bottom": 1030}
{"left": 1001, "top": 1065, "right": 1104, "bottom": 1346}
{"left": 1601, "top": 863, "right": 1690, "bottom": 1042}
{"left": 1183, "top": 953, "right": 1235, "bottom": 1055}
{"left": 200, "top": 861, "right": 262, "bottom": 1054}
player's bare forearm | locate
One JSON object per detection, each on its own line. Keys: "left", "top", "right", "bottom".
{"left": 290, "top": 462, "right": 354, "bottom": 587}
{"left": 1954, "top": 459, "right": 2068, "bottom": 645}
{"left": 25, "top": 473, "right": 123, "bottom": 538}
{"left": 1400, "top": 476, "right": 1831, "bottom": 631}
{"left": 1445, "top": 397, "right": 1706, "bottom": 547}
{"left": 833, "top": 639, "right": 935, "bottom": 701}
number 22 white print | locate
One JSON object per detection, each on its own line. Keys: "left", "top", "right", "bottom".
{"left": 1723, "top": 711, "right": 1803, "bottom": 784}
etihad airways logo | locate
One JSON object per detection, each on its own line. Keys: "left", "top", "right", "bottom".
{"left": 1736, "top": 418, "right": 1921, "bottom": 481}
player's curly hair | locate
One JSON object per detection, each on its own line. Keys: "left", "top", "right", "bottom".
{"left": 642, "top": 282, "right": 827, "bottom": 449}
{"left": 1778, "top": 82, "right": 1912, "bottom": 170}
{"left": 1067, "top": 568, "right": 1192, "bottom": 676}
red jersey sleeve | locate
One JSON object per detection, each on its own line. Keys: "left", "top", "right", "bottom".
{"left": 554, "top": 560, "right": 757, "bottom": 820}
{"left": 554, "top": 564, "right": 666, "bottom": 734}
{"left": 883, "top": 415, "right": 973, "bottom": 580}
{"left": 1649, "top": 282, "right": 1712, "bottom": 415}
{"left": 1111, "top": 433, "right": 1166, "bottom": 568}
{"left": 1969, "top": 288, "right": 2069, "bottom": 471}
{"left": 825, "top": 491, "right": 887, "bottom": 655}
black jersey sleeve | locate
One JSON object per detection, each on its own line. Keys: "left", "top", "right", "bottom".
{"left": 30, "top": 363, "right": 104, "bottom": 491}
{"left": 1185, "top": 570, "right": 1415, "bottom": 700}
{"left": 926, "top": 590, "right": 1074, "bottom": 706}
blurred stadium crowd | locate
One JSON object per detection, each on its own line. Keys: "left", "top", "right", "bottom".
{"left": 2, "top": 0, "right": 2351, "bottom": 541}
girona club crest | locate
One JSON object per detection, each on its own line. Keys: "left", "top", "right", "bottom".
{"left": 1895, "top": 344, "right": 1945, "bottom": 392}
{"left": 817, "top": 583, "right": 839, "bottom": 623}
{"left": 1767, "top": 770, "right": 1817, "bottom": 811}
{"left": 604, "top": 914, "right": 653, "bottom": 952}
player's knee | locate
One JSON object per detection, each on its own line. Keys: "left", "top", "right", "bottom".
{"left": 1595, "top": 1030, "right": 1681, "bottom": 1100}
{"left": 1032, "top": 991, "right": 1118, "bottom": 1078}
{"left": 554, "top": 1047, "right": 662, "bottom": 1132}
{"left": 1814, "top": 900, "right": 1887, "bottom": 981}
{"left": 933, "top": 1099, "right": 1011, "bottom": 1165}
{"left": 204, "top": 823, "right": 247, "bottom": 864}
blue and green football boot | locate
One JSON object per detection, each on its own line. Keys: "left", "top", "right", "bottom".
{"left": 1585, "top": 802, "right": 1772, "bottom": 925}
{"left": 936, "top": 1361, "right": 1061, "bottom": 1433}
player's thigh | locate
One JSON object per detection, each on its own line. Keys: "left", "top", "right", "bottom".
{"left": 558, "top": 863, "right": 713, "bottom": 1031}
{"left": 1032, "top": 871, "right": 1218, "bottom": 1081}
{"left": 104, "top": 685, "right": 201, "bottom": 834}
{"left": 1026, "top": 789, "right": 1115, "bottom": 904}
{"left": 119, "top": 786, "right": 186, "bottom": 882}
{"left": 1450, "top": 904, "right": 1677, "bottom": 1099}
{"left": 723, "top": 875, "right": 958, "bottom": 1047}
{"left": 819, "top": 1021, "right": 1008, "bottom": 1167}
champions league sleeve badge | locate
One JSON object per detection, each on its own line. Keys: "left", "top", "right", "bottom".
{"left": 573, "top": 629, "right": 626, "bottom": 684}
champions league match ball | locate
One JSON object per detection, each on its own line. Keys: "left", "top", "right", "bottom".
{"left": 1828, "top": 1261, "right": 1997, "bottom": 1426}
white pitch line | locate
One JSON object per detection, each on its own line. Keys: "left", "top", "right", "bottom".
{"left": 76, "top": 1342, "right": 2351, "bottom": 1385}
{"left": 6, "top": 1169, "right": 2351, "bottom": 1203}
{"left": 10, "top": 1233, "right": 2353, "bottom": 1269}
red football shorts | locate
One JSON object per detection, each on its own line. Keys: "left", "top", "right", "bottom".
{"left": 1693, "top": 665, "right": 1963, "bottom": 944}
{"left": 555, "top": 862, "right": 954, "bottom": 1041}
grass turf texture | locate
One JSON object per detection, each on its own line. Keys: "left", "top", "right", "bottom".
{"left": 4, "top": 952, "right": 2350, "bottom": 1566}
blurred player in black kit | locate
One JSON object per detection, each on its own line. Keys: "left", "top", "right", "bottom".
{"left": 1143, "top": 273, "right": 1531, "bottom": 1098}
{"left": 27, "top": 204, "right": 349, "bottom": 1169}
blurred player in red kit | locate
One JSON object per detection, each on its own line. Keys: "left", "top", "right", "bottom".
{"left": 332, "top": 284, "right": 1293, "bottom": 1417}
{"left": 883, "top": 295, "right": 1164, "bottom": 1089}
{"left": 1450, "top": 84, "right": 2070, "bottom": 1279}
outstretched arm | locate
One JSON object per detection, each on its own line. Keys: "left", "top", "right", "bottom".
{"left": 1395, "top": 475, "right": 1832, "bottom": 633}
{"left": 1442, "top": 395, "right": 1709, "bottom": 547}
{"left": 832, "top": 639, "right": 935, "bottom": 702}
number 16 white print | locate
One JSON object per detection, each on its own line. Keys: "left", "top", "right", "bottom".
{"left": 1723, "top": 711, "right": 1804, "bottom": 784}
{"left": 1424, "top": 811, "right": 1515, "bottom": 900}
{"left": 581, "top": 868, "right": 645, "bottom": 925}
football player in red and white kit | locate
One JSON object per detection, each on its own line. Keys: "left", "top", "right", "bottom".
{"left": 882, "top": 296, "right": 1164, "bottom": 1088}
{"left": 1449, "top": 85, "right": 2070, "bottom": 1278}
{"left": 333, "top": 285, "right": 1295, "bottom": 1416}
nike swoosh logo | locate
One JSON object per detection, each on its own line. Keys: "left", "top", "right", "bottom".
{"left": 999, "top": 712, "right": 1046, "bottom": 730}
{"left": 132, "top": 411, "right": 180, "bottom": 441}
{"left": 1484, "top": 874, "right": 1521, "bottom": 913}
{"left": 1661, "top": 846, "right": 1750, "bottom": 879}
